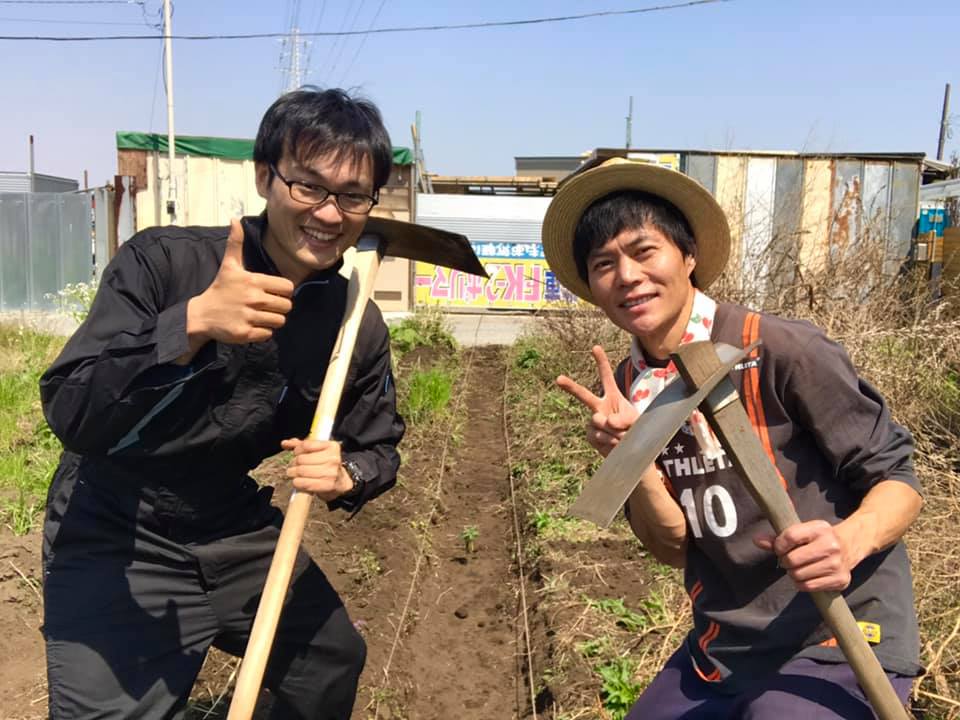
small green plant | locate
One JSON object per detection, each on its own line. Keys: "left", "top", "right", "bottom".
{"left": 388, "top": 312, "right": 456, "bottom": 355}
{"left": 531, "top": 508, "right": 554, "bottom": 534}
{"left": 516, "top": 346, "right": 542, "bottom": 370}
{"left": 596, "top": 657, "right": 642, "bottom": 720}
{"left": 460, "top": 525, "right": 479, "bottom": 554}
{"left": 46, "top": 281, "right": 98, "bottom": 323}
{"left": 576, "top": 637, "right": 609, "bottom": 659}
{"left": 354, "top": 548, "right": 382, "bottom": 588}
{"left": 401, "top": 366, "right": 453, "bottom": 425}
{"left": 642, "top": 592, "right": 668, "bottom": 626}
{"left": 586, "top": 597, "right": 648, "bottom": 633}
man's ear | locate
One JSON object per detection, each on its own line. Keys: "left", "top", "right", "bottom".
{"left": 254, "top": 162, "right": 272, "bottom": 200}
{"left": 685, "top": 253, "right": 697, "bottom": 279}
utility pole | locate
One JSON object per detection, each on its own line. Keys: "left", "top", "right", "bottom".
{"left": 625, "top": 96, "right": 633, "bottom": 150}
{"left": 280, "top": 26, "right": 307, "bottom": 94}
{"left": 28, "top": 135, "right": 36, "bottom": 192}
{"left": 163, "top": 0, "right": 177, "bottom": 223}
{"left": 289, "top": 26, "right": 302, "bottom": 92}
{"left": 937, "top": 83, "right": 951, "bottom": 161}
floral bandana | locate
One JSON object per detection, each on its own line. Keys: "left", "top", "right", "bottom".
{"left": 627, "top": 290, "right": 724, "bottom": 459}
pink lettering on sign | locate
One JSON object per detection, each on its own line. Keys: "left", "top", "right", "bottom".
{"left": 418, "top": 261, "right": 552, "bottom": 306}
{"left": 525, "top": 265, "right": 543, "bottom": 302}
{"left": 429, "top": 267, "right": 451, "bottom": 300}
{"left": 502, "top": 264, "right": 524, "bottom": 301}
{"left": 462, "top": 271, "right": 484, "bottom": 302}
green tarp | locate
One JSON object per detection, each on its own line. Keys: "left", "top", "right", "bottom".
{"left": 116, "top": 131, "right": 413, "bottom": 166}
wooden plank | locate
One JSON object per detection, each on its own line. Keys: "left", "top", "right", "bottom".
{"left": 715, "top": 155, "right": 747, "bottom": 276}
{"left": 117, "top": 149, "right": 147, "bottom": 189}
{"left": 770, "top": 157, "right": 803, "bottom": 288}
{"left": 799, "top": 159, "right": 833, "bottom": 274}
{"left": 944, "top": 228, "right": 960, "bottom": 285}
{"left": 743, "top": 157, "right": 777, "bottom": 296}
{"left": 684, "top": 154, "right": 717, "bottom": 195}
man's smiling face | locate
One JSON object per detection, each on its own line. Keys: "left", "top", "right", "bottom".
{"left": 586, "top": 222, "right": 697, "bottom": 357}
{"left": 256, "top": 148, "right": 374, "bottom": 285}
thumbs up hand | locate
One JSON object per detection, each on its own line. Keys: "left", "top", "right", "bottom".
{"left": 179, "top": 219, "right": 295, "bottom": 359}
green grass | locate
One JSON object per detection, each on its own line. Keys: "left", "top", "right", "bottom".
{"left": 388, "top": 311, "right": 457, "bottom": 356}
{"left": 586, "top": 597, "right": 649, "bottom": 633}
{"left": 401, "top": 366, "right": 454, "bottom": 425}
{"left": 595, "top": 657, "right": 642, "bottom": 720}
{"left": 0, "top": 324, "right": 65, "bottom": 534}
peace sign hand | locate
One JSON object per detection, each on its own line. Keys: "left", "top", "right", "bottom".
{"left": 556, "top": 345, "right": 639, "bottom": 457}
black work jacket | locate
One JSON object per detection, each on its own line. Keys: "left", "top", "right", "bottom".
{"left": 40, "top": 214, "right": 404, "bottom": 541}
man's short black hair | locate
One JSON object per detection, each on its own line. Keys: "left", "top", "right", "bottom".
{"left": 254, "top": 87, "right": 393, "bottom": 191}
{"left": 572, "top": 190, "right": 698, "bottom": 285}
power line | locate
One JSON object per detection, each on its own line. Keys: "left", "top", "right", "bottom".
{"left": 147, "top": 37, "right": 163, "bottom": 131}
{"left": 0, "top": 0, "right": 141, "bottom": 4}
{"left": 0, "top": 0, "right": 731, "bottom": 41}
{"left": 327, "top": 0, "right": 368, "bottom": 79}
{"left": 337, "top": 0, "right": 387, "bottom": 87}
{"left": 0, "top": 14, "right": 145, "bottom": 24}
{"left": 139, "top": 0, "right": 162, "bottom": 31}
{"left": 301, "top": 0, "right": 327, "bottom": 81}
{"left": 316, "top": 0, "right": 357, "bottom": 85}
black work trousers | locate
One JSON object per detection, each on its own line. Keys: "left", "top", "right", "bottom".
{"left": 41, "top": 471, "right": 365, "bottom": 720}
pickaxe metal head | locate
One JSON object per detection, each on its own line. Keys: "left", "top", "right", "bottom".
{"left": 360, "top": 215, "right": 488, "bottom": 277}
{"left": 567, "top": 341, "right": 751, "bottom": 528}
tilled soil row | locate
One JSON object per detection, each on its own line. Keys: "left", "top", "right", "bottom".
{"left": 211, "top": 344, "right": 525, "bottom": 719}
{"left": 0, "top": 345, "right": 529, "bottom": 720}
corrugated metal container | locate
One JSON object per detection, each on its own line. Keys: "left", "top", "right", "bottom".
{"left": 677, "top": 151, "right": 922, "bottom": 284}
{"left": 0, "top": 171, "right": 78, "bottom": 193}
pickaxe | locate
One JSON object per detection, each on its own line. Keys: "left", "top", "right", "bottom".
{"left": 569, "top": 340, "right": 911, "bottom": 720}
{"left": 227, "top": 217, "right": 486, "bottom": 720}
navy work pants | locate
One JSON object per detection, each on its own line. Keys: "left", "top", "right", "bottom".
{"left": 42, "top": 472, "right": 365, "bottom": 720}
{"left": 626, "top": 643, "right": 914, "bottom": 719}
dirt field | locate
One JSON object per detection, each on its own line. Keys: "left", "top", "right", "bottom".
{"left": 0, "top": 345, "right": 541, "bottom": 720}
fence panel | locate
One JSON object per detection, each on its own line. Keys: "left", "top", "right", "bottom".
{"left": 0, "top": 195, "right": 29, "bottom": 311}
{"left": 0, "top": 191, "right": 94, "bottom": 312}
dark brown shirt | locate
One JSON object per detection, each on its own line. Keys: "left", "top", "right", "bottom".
{"left": 617, "top": 302, "right": 921, "bottom": 693}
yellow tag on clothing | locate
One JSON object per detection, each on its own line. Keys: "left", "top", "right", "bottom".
{"left": 858, "top": 621, "right": 882, "bottom": 644}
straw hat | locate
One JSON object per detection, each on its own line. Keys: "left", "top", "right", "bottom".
{"left": 541, "top": 157, "right": 730, "bottom": 304}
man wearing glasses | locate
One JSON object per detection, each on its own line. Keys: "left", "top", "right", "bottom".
{"left": 39, "top": 88, "right": 404, "bottom": 719}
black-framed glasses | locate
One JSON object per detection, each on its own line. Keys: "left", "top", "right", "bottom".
{"left": 270, "top": 165, "right": 379, "bottom": 215}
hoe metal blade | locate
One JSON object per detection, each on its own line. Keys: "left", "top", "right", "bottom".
{"left": 568, "top": 342, "right": 750, "bottom": 528}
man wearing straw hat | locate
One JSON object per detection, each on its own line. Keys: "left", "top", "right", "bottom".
{"left": 542, "top": 157, "right": 923, "bottom": 718}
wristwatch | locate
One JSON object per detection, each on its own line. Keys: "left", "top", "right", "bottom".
{"left": 341, "top": 458, "right": 366, "bottom": 500}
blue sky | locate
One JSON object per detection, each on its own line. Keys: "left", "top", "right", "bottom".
{"left": 1, "top": 0, "right": 957, "bottom": 187}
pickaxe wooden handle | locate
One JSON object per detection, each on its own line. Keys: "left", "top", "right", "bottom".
{"left": 227, "top": 240, "right": 382, "bottom": 720}
{"left": 569, "top": 340, "right": 910, "bottom": 719}
{"left": 227, "top": 222, "right": 485, "bottom": 720}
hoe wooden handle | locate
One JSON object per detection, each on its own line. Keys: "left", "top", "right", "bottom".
{"left": 227, "top": 246, "right": 383, "bottom": 720}
{"left": 673, "top": 341, "right": 911, "bottom": 720}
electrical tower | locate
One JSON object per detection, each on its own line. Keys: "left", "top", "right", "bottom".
{"left": 279, "top": 26, "right": 309, "bottom": 94}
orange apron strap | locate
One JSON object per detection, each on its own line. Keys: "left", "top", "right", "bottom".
{"left": 740, "top": 312, "right": 787, "bottom": 489}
